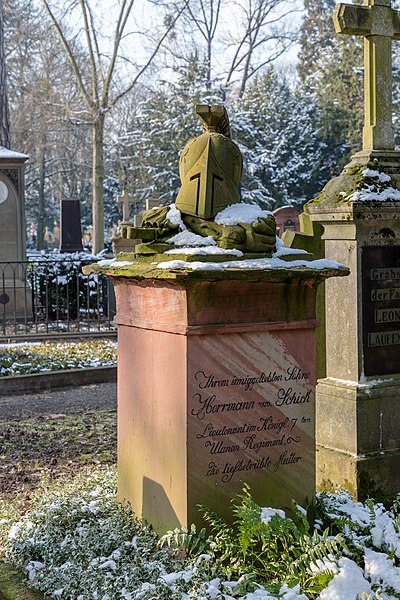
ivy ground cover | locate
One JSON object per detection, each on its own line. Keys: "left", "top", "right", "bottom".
{"left": 0, "top": 339, "right": 117, "bottom": 376}
{"left": 1, "top": 467, "right": 400, "bottom": 600}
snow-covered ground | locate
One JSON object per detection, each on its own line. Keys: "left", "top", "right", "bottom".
{"left": 1, "top": 469, "right": 399, "bottom": 600}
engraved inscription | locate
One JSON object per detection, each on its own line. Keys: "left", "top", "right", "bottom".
{"left": 374, "top": 308, "right": 400, "bottom": 324}
{"left": 190, "top": 360, "right": 313, "bottom": 485}
{"left": 362, "top": 246, "right": 400, "bottom": 375}
{"left": 368, "top": 330, "right": 400, "bottom": 347}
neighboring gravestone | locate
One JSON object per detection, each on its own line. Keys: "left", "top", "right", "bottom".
{"left": 112, "top": 194, "right": 159, "bottom": 255}
{"left": 286, "top": 0, "right": 400, "bottom": 499}
{"left": 84, "top": 105, "right": 347, "bottom": 533}
{"left": 60, "top": 199, "right": 83, "bottom": 253}
{"left": 0, "top": 147, "right": 29, "bottom": 316}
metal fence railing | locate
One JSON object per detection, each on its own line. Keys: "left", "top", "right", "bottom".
{"left": 0, "top": 258, "right": 116, "bottom": 338}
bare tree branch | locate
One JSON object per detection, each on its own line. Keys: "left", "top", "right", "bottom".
{"left": 41, "top": 0, "right": 95, "bottom": 109}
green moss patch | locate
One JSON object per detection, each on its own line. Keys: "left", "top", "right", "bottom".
{"left": 0, "top": 411, "right": 116, "bottom": 500}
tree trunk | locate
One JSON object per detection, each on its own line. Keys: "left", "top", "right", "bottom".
{"left": 0, "top": 0, "right": 10, "bottom": 148}
{"left": 206, "top": 39, "right": 212, "bottom": 90}
{"left": 92, "top": 111, "right": 105, "bottom": 254}
{"left": 36, "top": 136, "right": 46, "bottom": 250}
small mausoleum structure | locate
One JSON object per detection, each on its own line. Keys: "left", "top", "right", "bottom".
{"left": 0, "top": 146, "right": 29, "bottom": 317}
{"left": 273, "top": 205, "right": 301, "bottom": 237}
{"left": 84, "top": 105, "right": 348, "bottom": 533}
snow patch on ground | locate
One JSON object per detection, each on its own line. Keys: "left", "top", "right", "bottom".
{"left": 318, "top": 557, "right": 373, "bottom": 599}
{"left": 364, "top": 548, "right": 400, "bottom": 594}
{"left": 260, "top": 507, "right": 286, "bottom": 523}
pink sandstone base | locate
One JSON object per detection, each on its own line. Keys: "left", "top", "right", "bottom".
{"left": 115, "top": 278, "right": 317, "bottom": 532}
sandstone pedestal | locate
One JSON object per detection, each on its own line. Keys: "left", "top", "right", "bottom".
{"left": 97, "top": 263, "right": 346, "bottom": 533}
{"left": 308, "top": 193, "right": 400, "bottom": 499}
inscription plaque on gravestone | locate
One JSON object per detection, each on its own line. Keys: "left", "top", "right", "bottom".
{"left": 187, "top": 331, "right": 315, "bottom": 512}
{"left": 362, "top": 246, "right": 400, "bottom": 376}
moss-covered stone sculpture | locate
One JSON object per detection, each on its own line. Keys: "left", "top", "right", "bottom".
{"left": 119, "top": 104, "right": 277, "bottom": 259}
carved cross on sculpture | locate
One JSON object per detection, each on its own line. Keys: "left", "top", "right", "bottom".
{"left": 117, "top": 189, "right": 134, "bottom": 223}
{"left": 334, "top": 0, "right": 400, "bottom": 151}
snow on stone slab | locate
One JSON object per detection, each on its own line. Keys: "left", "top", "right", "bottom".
{"left": 364, "top": 548, "right": 400, "bottom": 594}
{"left": 157, "top": 256, "right": 345, "bottom": 271}
{"left": 318, "top": 557, "right": 374, "bottom": 599}
{"left": 215, "top": 203, "right": 273, "bottom": 225}
{"left": 260, "top": 507, "right": 286, "bottom": 523}
{"left": 157, "top": 259, "right": 225, "bottom": 271}
{"left": 362, "top": 168, "right": 391, "bottom": 183}
{"left": 165, "top": 245, "right": 243, "bottom": 256}
{"left": 166, "top": 203, "right": 186, "bottom": 229}
{"left": 274, "top": 245, "right": 308, "bottom": 258}
{"left": 0, "top": 146, "right": 29, "bottom": 159}
{"left": 348, "top": 186, "right": 400, "bottom": 202}
{"left": 272, "top": 237, "right": 307, "bottom": 257}
{"left": 167, "top": 230, "right": 216, "bottom": 247}
{"left": 97, "top": 259, "right": 135, "bottom": 267}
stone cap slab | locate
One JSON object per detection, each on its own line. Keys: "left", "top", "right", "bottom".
{"left": 82, "top": 254, "right": 349, "bottom": 285}
{"left": 0, "top": 146, "right": 29, "bottom": 162}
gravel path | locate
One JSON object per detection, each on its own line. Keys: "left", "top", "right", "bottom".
{"left": 0, "top": 382, "right": 117, "bottom": 420}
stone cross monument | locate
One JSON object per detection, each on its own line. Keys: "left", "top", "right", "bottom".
{"left": 117, "top": 189, "right": 134, "bottom": 224}
{"left": 334, "top": 0, "right": 400, "bottom": 152}
{"left": 284, "top": 0, "right": 400, "bottom": 499}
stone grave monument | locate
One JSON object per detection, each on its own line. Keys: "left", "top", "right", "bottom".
{"left": 112, "top": 192, "right": 159, "bottom": 255}
{"left": 0, "top": 147, "right": 29, "bottom": 317}
{"left": 60, "top": 199, "right": 83, "bottom": 253}
{"left": 285, "top": 0, "right": 400, "bottom": 498}
{"left": 84, "top": 105, "right": 347, "bottom": 533}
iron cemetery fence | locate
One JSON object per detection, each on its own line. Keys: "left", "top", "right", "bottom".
{"left": 0, "top": 257, "right": 115, "bottom": 338}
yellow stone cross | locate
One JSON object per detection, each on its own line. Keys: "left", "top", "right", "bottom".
{"left": 334, "top": 0, "right": 400, "bottom": 151}
{"left": 117, "top": 189, "right": 134, "bottom": 223}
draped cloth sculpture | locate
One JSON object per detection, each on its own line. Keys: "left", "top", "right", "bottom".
{"left": 120, "top": 104, "right": 277, "bottom": 257}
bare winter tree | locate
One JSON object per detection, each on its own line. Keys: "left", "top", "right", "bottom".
{"left": 184, "top": 0, "right": 222, "bottom": 89}
{"left": 225, "top": 0, "right": 300, "bottom": 96}
{"left": 0, "top": 0, "right": 10, "bottom": 148}
{"left": 41, "top": 0, "right": 186, "bottom": 253}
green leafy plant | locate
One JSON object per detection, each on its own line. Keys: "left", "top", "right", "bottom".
{"left": 161, "top": 485, "right": 345, "bottom": 597}
{"left": 159, "top": 524, "right": 209, "bottom": 557}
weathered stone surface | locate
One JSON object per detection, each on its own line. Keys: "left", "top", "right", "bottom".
{"left": 116, "top": 105, "right": 277, "bottom": 257}
{"left": 0, "top": 147, "right": 29, "bottom": 318}
{"left": 306, "top": 177, "right": 400, "bottom": 498}
{"left": 334, "top": 0, "right": 400, "bottom": 151}
{"left": 83, "top": 258, "right": 348, "bottom": 285}
{"left": 116, "top": 276, "right": 321, "bottom": 532}
{"left": 283, "top": 0, "right": 400, "bottom": 497}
